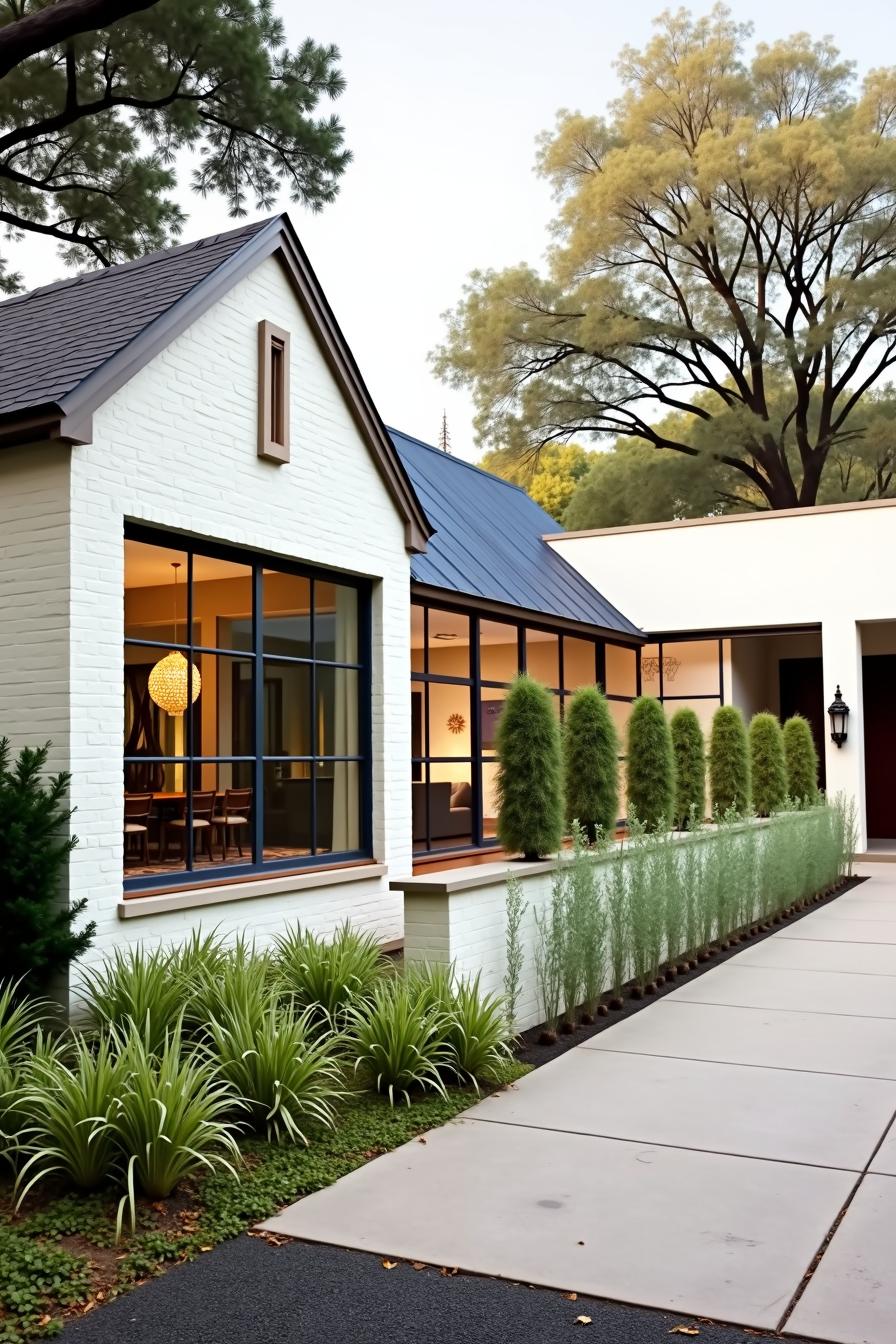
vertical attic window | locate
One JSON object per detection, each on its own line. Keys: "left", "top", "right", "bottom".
{"left": 258, "top": 320, "right": 291, "bottom": 463}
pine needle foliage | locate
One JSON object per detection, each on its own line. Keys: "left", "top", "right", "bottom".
{"left": 709, "top": 706, "right": 751, "bottom": 817}
{"left": 670, "top": 708, "right": 706, "bottom": 829}
{"left": 562, "top": 687, "right": 619, "bottom": 841}
{"left": 626, "top": 697, "right": 675, "bottom": 830}
{"left": 783, "top": 715, "right": 820, "bottom": 807}
{"left": 495, "top": 675, "right": 564, "bottom": 859}
{"left": 0, "top": 739, "right": 94, "bottom": 984}
{"left": 749, "top": 713, "right": 788, "bottom": 817}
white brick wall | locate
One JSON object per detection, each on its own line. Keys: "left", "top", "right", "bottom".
{"left": 51, "top": 253, "right": 413, "bottom": 1001}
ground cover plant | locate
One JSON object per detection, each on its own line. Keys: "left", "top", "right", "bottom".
{"left": 0, "top": 927, "right": 524, "bottom": 1342}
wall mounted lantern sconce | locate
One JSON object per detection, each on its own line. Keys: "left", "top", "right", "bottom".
{"left": 828, "top": 686, "right": 850, "bottom": 748}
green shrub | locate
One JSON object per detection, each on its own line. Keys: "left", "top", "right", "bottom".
{"left": 562, "top": 686, "right": 619, "bottom": 841}
{"left": 0, "top": 738, "right": 94, "bottom": 985}
{"left": 187, "top": 940, "right": 276, "bottom": 1031}
{"left": 783, "top": 715, "right": 819, "bottom": 806}
{"left": 442, "top": 972, "right": 512, "bottom": 1087}
{"left": 495, "top": 674, "right": 564, "bottom": 859}
{"left": 626, "top": 696, "right": 675, "bottom": 830}
{"left": 107, "top": 1019, "right": 242, "bottom": 1235}
{"left": 749, "top": 713, "right": 788, "bottom": 817}
{"left": 15, "top": 1033, "right": 124, "bottom": 1202}
{"left": 0, "top": 982, "right": 59, "bottom": 1167}
{"left": 274, "top": 920, "right": 389, "bottom": 1029}
{"left": 670, "top": 708, "right": 705, "bottom": 829}
{"left": 77, "top": 944, "right": 185, "bottom": 1054}
{"left": 709, "top": 705, "right": 751, "bottom": 816}
{"left": 346, "top": 979, "right": 451, "bottom": 1106}
{"left": 206, "top": 1000, "right": 343, "bottom": 1144}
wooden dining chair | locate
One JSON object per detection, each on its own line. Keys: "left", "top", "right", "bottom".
{"left": 212, "top": 787, "right": 253, "bottom": 860}
{"left": 124, "top": 793, "right": 154, "bottom": 866}
{"left": 166, "top": 790, "right": 216, "bottom": 863}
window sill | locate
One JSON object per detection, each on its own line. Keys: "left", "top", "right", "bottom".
{"left": 118, "top": 862, "right": 387, "bottom": 920}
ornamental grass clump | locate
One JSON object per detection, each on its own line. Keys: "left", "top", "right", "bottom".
{"left": 77, "top": 944, "right": 186, "bottom": 1055}
{"left": 670, "top": 708, "right": 705, "bottom": 829}
{"left": 206, "top": 998, "right": 343, "bottom": 1144}
{"left": 783, "top": 715, "right": 820, "bottom": 807}
{"left": 503, "top": 876, "right": 527, "bottom": 1031}
{"left": 563, "top": 686, "right": 619, "bottom": 842}
{"left": 442, "top": 972, "right": 513, "bottom": 1088}
{"left": 495, "top": 674, "right": 564, "bottom": 860}
{"left": 533, "top": 873, "right": 565, "bottom": 1040}
{"left": 274, "top": 920, "right": 390, "bottom": 1030}
{"left": 0, "top": 982, "right": 58, "bottom": 1168}
{"left": 709, "top": 705, "right": 751, "bottom": 817}
{"left": 749, "top": 713, "right": 788, "bottom": 817}
{"left": 606, "top": 848, "right": 628, "bottom": 1006}
{"left": 626, "top": 697, "right": 674, "bottom": 831}
{"left": 347, "top": 979, "right": 451, "bottom": 1106}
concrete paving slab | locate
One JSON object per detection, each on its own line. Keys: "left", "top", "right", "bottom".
{"left": 800, "top": 900, "right": 896, "bottom": 921}
{"left": 869, "top": 1120, "right": 896, "bottom": 1175}
{"left": 581, "top": 1000, "right": 896, "bottom": 1079}
{"left": 838, "top": 887, "right": 896, "bottom": 906}
{"left": 775, "top": 918, "right": 896, "bottom": 945}
{"left": 673, "top": 964, "right": 896, "bottom": 1019}
{"left": 786, "top": 1176, "right": 896, "bottom": 1344}
{"left": 734, "top": 938, "right": 896, "bottom": 978}
{"left": 260, "top": 1118, "right": 854, "bottom": 1330}
{"left": 464, "top": 1048, "right": 896, "bottom": 1170}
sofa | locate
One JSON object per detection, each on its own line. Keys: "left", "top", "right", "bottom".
{"left": 412, "top": 780, "right": 473, "bottom": 844}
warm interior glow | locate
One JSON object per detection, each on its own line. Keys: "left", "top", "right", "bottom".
{"left": 148, "top": 650, "right": 202, "bottom": 717}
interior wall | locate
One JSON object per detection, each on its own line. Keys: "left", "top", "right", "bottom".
{"left": 730, "top": 632, "right": 822, "bottom": 722}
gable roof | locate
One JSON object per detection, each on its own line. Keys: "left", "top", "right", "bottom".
{"left": 390, "top": 428, "right": 643, "bottom": 641}
{"left": 0, "top": 215, "right": 431, "bottom": 552}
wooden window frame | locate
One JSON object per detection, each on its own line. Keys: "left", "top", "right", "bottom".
{"left": 257, "top": 320, "right": 291, "bottom": 463}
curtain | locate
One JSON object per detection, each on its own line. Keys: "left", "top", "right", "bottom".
{"left": 330, "top": 587, "right": 360, "bottom": 851}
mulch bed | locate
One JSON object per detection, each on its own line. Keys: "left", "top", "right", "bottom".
{"left": 514, "top": 872, "right": 867, "bottom": 1071}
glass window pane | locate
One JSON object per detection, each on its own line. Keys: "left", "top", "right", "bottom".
{"left": 316, "top": 761, "right": 361, "bottom": 853}
{"left": 427, "top": 609, "right": 470, "bottom": 678}
{"left": 564, "top": 637, "right": 597, "bottom": 692}
{"left": 608, "top": 697, "right": 633, "bottom": 741}
{"left": 481, "top": 761, "right": 500, "bottom": 841}
{"left": 480, "top": 690, "right": 506, "bottom": 752}
{"left": 605, "top": 643, "right": 638, "bottom": 696}
{"left": 316, "top": 666, "right": 360, "bottom": 757}
{"left": 666, "top": 696, "right": 719, "bottom": 737}
{"left": 525, "top": 630, "right": 559, "bottom": 688}
{"left": 423, "top": 762, "right": 473, "bottom": 850}
{"left": 195, "top": 764, "right": 254, "bottom": 869}
{"left": 125, "top": 538, "right": 189, "bottom": 643}
{"left": 263, "top": 761, "right": 313, "bottom": 858}
{"left": 262, "top": 569, "right": 311, "bottom": 658}
{"left": 658, "top": 640, "right": 721, "bottom": 698}
{"left": 262, "top": 659, "right": 311, "bottom": 755}
{"left": 480, "top": 620, "right": 519, "bottom": 684}
{"left": 426, "top": 681, "right": 472, "bottom": 757}
{"left": 315, "top": 581, "right": 358, "bottom": 663}
{"left": 411, "top": 603, "right": 425, "bottom": 674}
{"left": 192, "top": 552, "right": 253, "bottom": 652}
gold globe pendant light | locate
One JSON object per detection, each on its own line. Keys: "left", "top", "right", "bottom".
{"left": 148, "top": 562, "right": 201, "bottom": 717}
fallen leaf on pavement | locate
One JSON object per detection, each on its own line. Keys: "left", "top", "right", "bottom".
{"left": 669, "top": 1328, "right": 700, "bottom": 1336}
{"left": 575, "top": 1315, "right": 592, "bottom": 1326}
{"left": 418, "top": 1136, "right": 427, "bottom": 1144}
{"left": 563, "top": 1292, "right": 578, "bottom": 1301}
{"left": 382, "top": 1259, "right": 399, "bottom": 1270}
{"left": 412, "top": 1262, "right": 427, "bottom": 1271}
{"left": 439, "top": 1266, "right": 459, "bottom": 1277}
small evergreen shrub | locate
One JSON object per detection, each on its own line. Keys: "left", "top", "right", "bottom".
{"left": 783, "top": 715, "right": 820, "bottom": 806}
{"left": 562, "top": 686, "right": 619, "bottom": 842}
{"left": 709, "top": 705, "right": 751, "bottom": 816}
{"left": 0, "top": 739, "right": 94, "bottom": 984}
{"left": 625, "top": 697, "right": 675, "bottom": 830}
{"left": 749, "top": 713, "right": 788, "bottom": 817}
{"left": 670, "top": 708, "right": 705, "bottom": 829}
{"left": 495, "top": 675, "right": 564, "bottom": 859}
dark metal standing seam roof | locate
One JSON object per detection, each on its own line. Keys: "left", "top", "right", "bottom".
{"left": 390, "top": 428, "right": 644, "bottom": 640}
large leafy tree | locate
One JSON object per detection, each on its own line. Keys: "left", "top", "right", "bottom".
{"left": 479, "top": 441, "right": 595, "bottom": 520}
{"left": 435, "top": 7, "right": 896, "bottom": 512}
{"left": 0, "top": 0, "right": 349, "bottom": 291}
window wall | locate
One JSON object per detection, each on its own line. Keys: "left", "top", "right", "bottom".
{"left": 411, "top": 598, "right": 639, "bottom": 854}
{"left": 640, "top": 637, "right": 725, "bottom": 733}
{"left": 123, "top": 526, "right": 370, "bottom": 889}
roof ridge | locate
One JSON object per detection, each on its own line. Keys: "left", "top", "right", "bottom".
{"left": 0, "top": 214, "right": 280, "bottom": 311}
{"left": 387, "top": 425, "right": 559, "bottom": 520}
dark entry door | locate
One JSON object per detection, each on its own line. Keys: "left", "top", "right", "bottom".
{"left": 862, "top": 655, "right": 896, "bottom": 839}
{"left": 779, "top": 657, "right": 826, "bottom": 791}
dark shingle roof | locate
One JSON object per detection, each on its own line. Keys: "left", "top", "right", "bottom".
{"left": 390, "top": 428, "right": 643, "bottom": 639}
{"left": 0, "top": 217, "right": 272, "bottom": 418}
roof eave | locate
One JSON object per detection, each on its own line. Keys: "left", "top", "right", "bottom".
{"left": 409, "top": 580, "right": 646, "bottom": 645}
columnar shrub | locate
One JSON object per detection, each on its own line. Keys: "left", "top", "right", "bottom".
{"left": 749, "top": 713, "right": 788, "bottom": 817}
{"left": 709, "top": 705, "right": 751, "bottom": 816}
{"left": 496, "top": 675, "right": 564, "bottom": 859}
{"left": 563, "top": 686, "right": 619, "bottom": 842}
{"left": 626, "top": 696, "right": 675, "bottom": 830}
{"left": 670, "top": 708, "right": 705, "bottom": 829}
{"left": 783, "top": 715, "right": 819, "bottom": 806}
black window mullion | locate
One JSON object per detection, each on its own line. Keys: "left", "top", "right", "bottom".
{"left": 596, "top": 639, "right": 606, "bottom": 692}
{"left": 718, "top": 638, "right": 725, "bottom": 705}
{"left": 658, "top": 639, "right": 665, "bottom": 701}
{"left": 185, "top": 549, "right": 195, "bottom": 871}
{"left": 472, "top": 616, "right": 484, "bottom": 847}
{"left": 252, "top": 565, "right": 264, "bottom": 865}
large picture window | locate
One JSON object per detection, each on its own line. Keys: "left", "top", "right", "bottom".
{"left": 123, "top": 526, "right": 370, "bottom": 890}
{"left": 411, "top": 598, "right": 638, "bottom": 855}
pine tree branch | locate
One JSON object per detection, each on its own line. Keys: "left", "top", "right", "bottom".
{"left": 0, "top": 0, "right": 158, "bottom": 79}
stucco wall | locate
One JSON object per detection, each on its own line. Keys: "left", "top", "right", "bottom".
{"left": 62, "top": 252, "right": 412, "bottom": 985}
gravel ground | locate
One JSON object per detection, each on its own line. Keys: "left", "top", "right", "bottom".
{"left": 62, "top": 1235, "right": 814, "bottom": 1344}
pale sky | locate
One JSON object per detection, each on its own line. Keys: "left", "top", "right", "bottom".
{"left": 10, "top": 0, "right": 896, "bottom": 461}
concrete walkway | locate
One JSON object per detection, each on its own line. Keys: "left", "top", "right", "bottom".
{"left": 262, "top": 865, "right": 896, "bottom": 1343}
